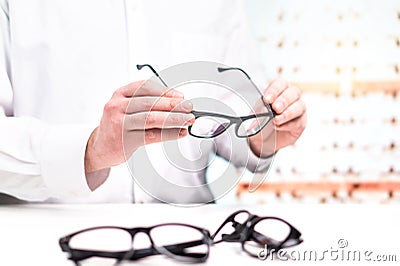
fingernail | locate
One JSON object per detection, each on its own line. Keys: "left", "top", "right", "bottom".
{"left": 172, "top": 90, "right": 184, "bottom": 98}
{"left": 165, "top": 90, "right": 183, "bottom": 98}
{"left": 184, "top": 114, "right": 195, "bottom": 126}
{"left": 183, "top": 100, "right": 193, "bottom": 111}
{"left": 265, "top": 94, "right": 273, "bottom": 103}
{"left": 179, "top": 129, "right": 187, "bottom": 137}
{"left": 184, "top": 118, "right": 195, "bottom": 126}
{"left": 275, "top": 115, "right": 283, "bottom": 125}
{"left": 275, "top": 101, "right": 283, "bottom": 112}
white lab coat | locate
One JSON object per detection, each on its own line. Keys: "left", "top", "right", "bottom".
{"left": 0, "top": 0, "right": 270, "bottom": 203}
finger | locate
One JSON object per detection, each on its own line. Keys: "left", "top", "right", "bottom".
{"left": 274, "top": 100, "right": 306, "bottom": 126}
{"left": 117, "top": 80, "right": 146, "bottom": 97}
{"left": 263, "top": 78, "right": 289, "bottom": 104}
{"left": 117, "top": 79, "right": 184, "bottom": 98}
{"left": 271, "top": 85, "right": 302, "bottom": 114}
{"left": 144, "top": 128, "right": 188, "bottom": 144}
{"left": 124, "top": 112, "right": 195, "bottom": 130}
{"left": 125, "top": 97, "right": 193, "bottom": 114}
{"left": 124, "top": 128, "right": 188, "bottom": 146}
{"left": 275, "top": 113, "right": 306, "bottom": 133}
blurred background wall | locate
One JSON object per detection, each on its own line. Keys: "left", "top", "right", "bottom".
{"left": 217, "top": 0, "right": 400, "bottom": 203}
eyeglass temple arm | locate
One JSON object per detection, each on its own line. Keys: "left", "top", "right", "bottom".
{"left": 137, "top": 64, "right": 264, "bottom": 99}
{"left": 66, "top": 239, "right": 207, "bottom": 262}
{"left": 250, "top": 224, "right": 303, "bottom": 250}
{"left": 218, "top": 67, "right": 277, "bottom": 116}
{"left": 280, "top": 227, "right": 303, "bottom": 248}
{"left": 250, "top": 231, "right": 282, "bottom": 248}
{"left": 137, "top": 64, "right": 212, "bottom": 120}
{"left": 126, "top": 239, "right": 207, "bottom": 260}
{"left": 217, "top": 67, "right": 264, "bottom": 98}
{"left": 136, "top": 64, "right": 169, "bottom": 88}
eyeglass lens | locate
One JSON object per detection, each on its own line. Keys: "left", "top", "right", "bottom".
{"left": 236, "top": 113, "right": 273, "bottom": 137}
{"left": 189, "top": 116, "right": 231, "bottom": 138}
{"left": 242, "top": 218, "right": 292, "bottom": 256}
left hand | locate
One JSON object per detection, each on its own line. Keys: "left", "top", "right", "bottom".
{"left": 249, "top": 78, "right": 307, "bottom": 157}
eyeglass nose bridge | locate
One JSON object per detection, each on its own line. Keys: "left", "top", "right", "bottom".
{"left": 220, "top": 116, "right": 243, "bottom": 136}
{"left": 219, "top": 213, "right": 259, "bottom": 243}
{"left": 189, "top": 111, "right": 242, "bottom": 139}
{"left": 221, "top": 232, "right": 245, "bottom": 242}
{"left": 127, "top": 228, "right": 155, "bottom": 248}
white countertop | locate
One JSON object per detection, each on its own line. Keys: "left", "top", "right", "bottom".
{"left": 0, "top": 203, "right": 399, "bottom": 266}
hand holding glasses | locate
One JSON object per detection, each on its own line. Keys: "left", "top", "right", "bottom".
{"left": 59, "top": 210, "right": 302, "bottom": 265}
{"left": 137, "top": 64, "right": 276, "bottom": 139}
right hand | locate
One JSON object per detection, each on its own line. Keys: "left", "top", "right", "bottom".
{"left": 84, "top": 80, "right": 194, "bottom": 174}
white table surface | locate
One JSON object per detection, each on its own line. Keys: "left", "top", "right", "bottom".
{"left": 0, "top": 203, "right": 399, "bottom": 266}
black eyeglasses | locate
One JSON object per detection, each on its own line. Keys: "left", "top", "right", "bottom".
{"left": 59, "top": 210, "right": 302, "bottom": 264}
{"left": 59, "top": 223, "right": 211, "bottom": 265}
{"left": 211, "top": 210, "right": 303, "bottom": 258}
{"left": 137, "top": 64, "right": 276, "bottom": 138}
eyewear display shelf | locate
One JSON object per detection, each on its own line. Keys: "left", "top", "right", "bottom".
{"left": 236, "top": 80, "right": 400, "bottom": 204}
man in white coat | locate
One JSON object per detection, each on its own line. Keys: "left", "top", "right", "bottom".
{"left": 0, "top": 0, "right": 306, "bottom": 203}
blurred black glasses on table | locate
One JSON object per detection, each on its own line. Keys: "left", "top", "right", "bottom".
{"left": 136, "top": 64, "right": 276, "bottom": 139}
{"left": 59, "top": 223, "right": 211, "bottom": 265}
{"left": 211, "top": 209, "right": 303, "bottom": 258}
{"left": 59, "top": 210, "right": 302, "bottom": 265}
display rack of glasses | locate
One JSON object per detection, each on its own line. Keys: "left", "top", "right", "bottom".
{"left": 236, "top": 0, "right": 400, "bottom": 203}
{"left": 237, "top": 83, "right": 400, "bottom": 204}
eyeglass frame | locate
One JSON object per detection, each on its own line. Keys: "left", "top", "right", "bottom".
{"left": 59, "top": 223, "right": 212, "bottom": 265}
{"left": 136, "top": 64, "right": 276, "bottom": 139}
{"left": 211, "top": 209, "right": 303, "bottom": 258}
{"left": 59, "top": 210, "right": 303, "bottom": 264}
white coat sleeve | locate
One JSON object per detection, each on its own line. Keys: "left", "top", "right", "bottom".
{"left": 0, "top": 0, "right": 92, "bottom": 201}
{"left": 215, "top": 0, "right": 272, "bottom": 173}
